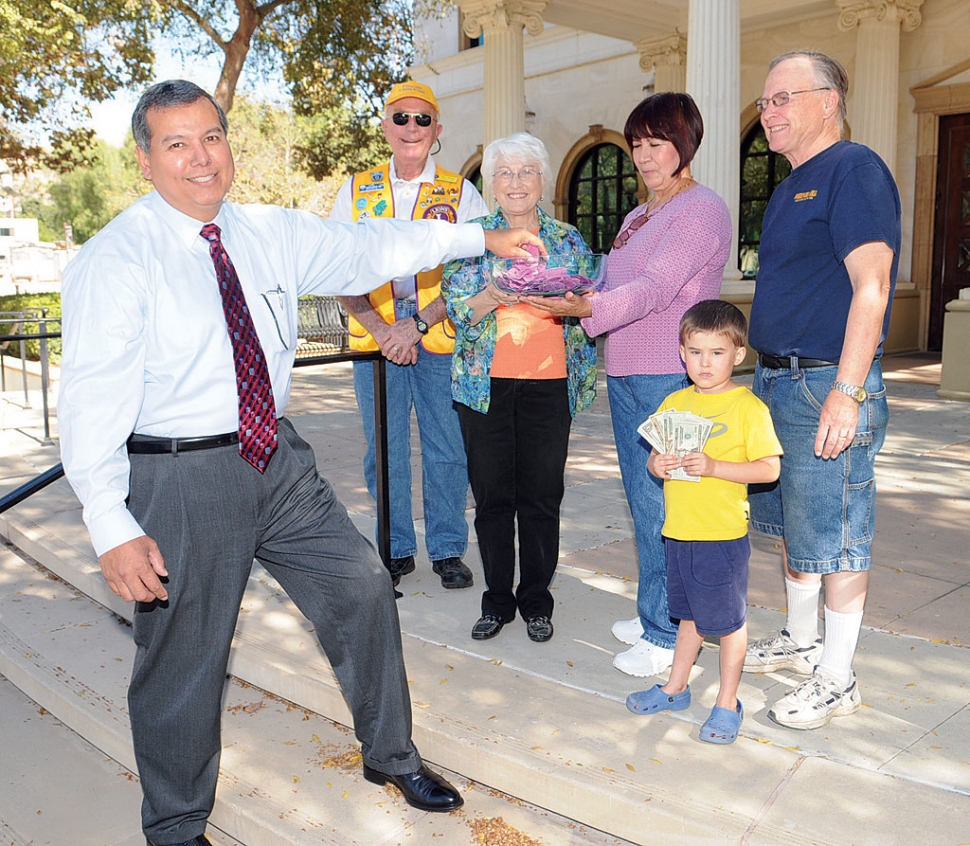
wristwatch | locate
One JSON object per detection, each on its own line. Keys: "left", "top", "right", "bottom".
{"left": 832, "top": 381, "right": 867, "bottom": 403}
{"left": 412, "top": 314, "right": 430, "bottom": 335}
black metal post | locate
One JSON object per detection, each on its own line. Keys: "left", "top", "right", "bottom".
{"left": 372, "top": 356, "right": 391, "bottom": 568}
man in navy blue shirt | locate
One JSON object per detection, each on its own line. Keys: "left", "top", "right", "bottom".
{"left": 745, "top": 51, "right": 901, "bottom": 730}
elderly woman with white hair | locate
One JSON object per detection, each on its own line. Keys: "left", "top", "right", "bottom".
{"left": 442, "top": 132, "right": 597, "bottom": 644}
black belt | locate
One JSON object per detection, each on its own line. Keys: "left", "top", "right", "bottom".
{"left": 127, "top": 432, "right": 239, "bottom": 456}
{"left": 758, "top": 354, "right": 839, "bottom": 370}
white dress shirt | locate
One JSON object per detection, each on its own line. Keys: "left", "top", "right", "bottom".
{"left": 58, "top": 190, "right": 485, "bottom": 556}
{"left": 330, "top": 156, "right": 489, "bottom": 300}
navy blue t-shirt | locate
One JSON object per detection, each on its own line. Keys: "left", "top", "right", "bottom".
{"left": 749, "top": 141, "right": 901, "bottom": 361}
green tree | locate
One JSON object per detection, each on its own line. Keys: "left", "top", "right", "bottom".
{"left": 298, "top": 102, "right": 389, "bottom": 181}
{"left": 0, "top": 0, "right": 155, "bottom": 171}
{"left": 20, "top": 138, "right": 147, "bottom": 244}
{"left": 4, "top": 0, "right": 419, "bottom": 178}
{"left": 227, "top": 98, "right": 347, "bottom": 213}
{"left": 158, "top": 0, "right": 414, "bottom": 122}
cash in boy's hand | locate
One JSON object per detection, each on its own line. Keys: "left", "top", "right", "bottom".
{"left": 636, "top": 410, "right": 713, "bottom": 482}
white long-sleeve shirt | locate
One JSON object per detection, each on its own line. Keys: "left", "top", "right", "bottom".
{"left": 58, "top": 190, "right": 485, "bottom": 556}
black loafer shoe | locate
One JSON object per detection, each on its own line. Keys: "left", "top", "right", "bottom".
{"left": 526, "top": 615, "right": 554, "bottom": 642}
{"left": 471, "top": 614, "right": 504, "bottom": 639}
{"left": 388, "top": 555, "right": 416, "bottom": 586}
{"left": 363, "top": 763, "right": 463, "bottom": 812}
{"left": 432, "top": 557, "right": 474, "bottom": 589}
{"left": 146, "top": 835, "right": 210, "bottom": 846}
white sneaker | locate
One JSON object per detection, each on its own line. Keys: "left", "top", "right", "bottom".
{"left": 768, "top": 670, "right": 862, "bottom": 730}
{"left": 612, "top": 639, "right": 675, "bottom": 677}
{"left": 611, "top": 617, "right": 644, "bottom": 646}
{"left": 743, "top": 628, "right": 823, "bottom": 675}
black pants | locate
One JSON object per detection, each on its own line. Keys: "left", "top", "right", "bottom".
{"left": 457, "top": 378, "right": 571, "bottom": 621}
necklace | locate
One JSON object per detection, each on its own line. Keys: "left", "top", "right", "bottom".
{"left": 613, "top": 177, "right": 697, "bottom": 250}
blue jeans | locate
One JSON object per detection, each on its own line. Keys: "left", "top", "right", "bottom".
{"left": 352, "top": 314, "right": 469, "bottom": 562}
{"left": 748, "top": 361, "right": 888, "bottom": 574}
{"left": 607, "top": 372, "right": 688, "bottom": 649}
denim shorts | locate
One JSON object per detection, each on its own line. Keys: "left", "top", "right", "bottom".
{"left": 665, "top": 536, "right": 749, "bottom": 637}
{"left": 748, "top": 361, "right": 888, "bottom": 574}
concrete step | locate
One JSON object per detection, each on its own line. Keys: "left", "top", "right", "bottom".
{"left": 3, "top": 480, "right": 970, "bottom": 845}
{"left": 0, "top": 673, "right": 244, "bottom": 846}
{"left": 0, "top": 540, "right": 635, "bottom": 846}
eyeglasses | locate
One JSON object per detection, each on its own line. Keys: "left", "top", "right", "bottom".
{"left": 391, "top": 112, "right": 434, "bottom": 127}
{"left": 755, "top": 87, "right": 830, "bottom": 112}
{"left": 493, "top": 167, "right": 542, "bottom": 183}
{"left": 612, "top": 210, "right": 652, "bottom": 250}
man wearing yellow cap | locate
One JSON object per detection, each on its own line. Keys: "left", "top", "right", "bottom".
{"left": 332, "top": 81, "right": 488, "bottom": 591}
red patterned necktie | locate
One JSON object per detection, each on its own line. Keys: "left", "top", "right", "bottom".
{"left": 201, "top": 223, "right": 278, "bottom": 472}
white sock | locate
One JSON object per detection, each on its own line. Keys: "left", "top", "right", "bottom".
{"left": 817, "top": 606, "right": 864, "bottom": 687}
{"left": 785, "top": 577, "right": 821, "bottom": 646}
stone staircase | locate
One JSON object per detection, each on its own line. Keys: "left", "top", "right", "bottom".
{"left": 4, "top": 363, "right": 970, "bottom": 845}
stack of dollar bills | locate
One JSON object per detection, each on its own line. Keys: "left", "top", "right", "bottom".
{"left": 637, "top": 410, "right": 713, "bottom": 482}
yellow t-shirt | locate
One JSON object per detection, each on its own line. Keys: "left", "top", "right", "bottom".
{"left": 658, "top": 386, "right": 783, "bottom": 541}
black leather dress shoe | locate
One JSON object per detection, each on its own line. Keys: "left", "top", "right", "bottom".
{"left": 388, "top": 555, "right": 416, "bottom": 586}
{"left": 362, "top": 763, "right": 464, "bottom": 811}
{"left": 146, "top": 835, "right": 210, "bottom": 846}
{"left": 471, "top": 614, "right": 504, "bottom": 639}
{"left": 526, "top": 615, "right": 554, "bottom": 642}
{"left": 432, "top": 557, "right": 474, "bottom": 589}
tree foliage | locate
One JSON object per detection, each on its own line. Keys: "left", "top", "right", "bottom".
{"left": 3, "top": 0, "right": 414, "bottom": 177}
{"left": 20, "top": 138, "right": 147, "bottom": 244}
{"left": 158, "top": 0, "right": 414, "bottom": 120}
{"left": 0, "top": 0, "right": 155, "bottom": 171}
{"left": 149, "top": 0, "right": 413, "bottom": 177}
{"left": 227, "top": 98, "right": 348, "bottom": 214}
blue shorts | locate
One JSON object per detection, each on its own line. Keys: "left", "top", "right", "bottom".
{"left": 665, "top": 536, "right": 749, "bottom": 637}
{"left": 748, "top": 361, "right": 888, "bottom": 575}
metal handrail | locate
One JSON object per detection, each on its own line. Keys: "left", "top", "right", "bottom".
{"left": 0, "top": 317, "right": 60, "bottom": 437}
{"left": 0, "top": 348, "right": 392, "bottom": 568}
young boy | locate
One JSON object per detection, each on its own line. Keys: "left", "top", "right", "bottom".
{"left": 626, "top": 300, "right": 782, "bottom": 744}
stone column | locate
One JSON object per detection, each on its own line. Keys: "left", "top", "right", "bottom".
{"left": 459, "top": 0, "right": 546, "bottom": 149}
{"left": 837, "top": 0, "right": 924, "bottom": 174}
{"left": 686, "top": 0, "right": 741, "bottom": 283}
{"left": 637, "top": 32, "right": 688, "bottom": 94}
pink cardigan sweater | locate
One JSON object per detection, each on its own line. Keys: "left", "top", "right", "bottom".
{"left": 581, "top": 184, "right": 732, "bottom": 376}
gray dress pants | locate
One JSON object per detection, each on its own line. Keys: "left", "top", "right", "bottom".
{"left": 126, "top": 418, "right": 420, "bottom": 844}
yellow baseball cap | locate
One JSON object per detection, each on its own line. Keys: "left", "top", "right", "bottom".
{"left": 384, "top": 81, "right": 440, "bottom": 114}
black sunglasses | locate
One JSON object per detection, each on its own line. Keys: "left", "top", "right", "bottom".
{"left": 391, "top": 112, "right": 433, "bottom": 127}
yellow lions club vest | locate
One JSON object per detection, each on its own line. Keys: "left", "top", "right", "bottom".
{"left": 347, "top": 162, "right": 462, "bottom": 353}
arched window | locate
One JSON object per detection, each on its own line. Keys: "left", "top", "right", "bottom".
{"left": 568, "top": 143, "right": 639, "bottom": 254}
{"left": 739, "top": 124, "right": 791, "bottom": 278}
{"left": 466, "top": 164, "right": 483, "bottom": 197}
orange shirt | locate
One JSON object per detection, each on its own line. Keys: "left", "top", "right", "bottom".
{"left": 491, "top": 302, "right": 567, "bottom": 379}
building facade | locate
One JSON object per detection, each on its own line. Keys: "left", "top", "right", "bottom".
{"left": 411, "top": 0, "right": 970, "bottom": 352}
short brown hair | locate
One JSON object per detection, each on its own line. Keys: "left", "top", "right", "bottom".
{"left": 679, "top": 300, "right": 747, "bottom": 348}
{"left": 623, "top": 92, "right": 704, "bottom": 177}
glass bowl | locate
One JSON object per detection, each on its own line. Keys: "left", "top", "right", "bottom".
{"left": 484, "top": 253, "right": 608, "bottom": 297}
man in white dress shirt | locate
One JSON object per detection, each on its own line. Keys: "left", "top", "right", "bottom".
{"left": 57, "top": 80, "right": 538, "bottom": 846}
{"left": 331, "top": 82, "right": 488, "bottom": 591}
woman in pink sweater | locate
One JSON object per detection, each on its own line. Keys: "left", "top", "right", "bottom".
{"left": 528, "top": 92, "right": 732, "bottom": 677}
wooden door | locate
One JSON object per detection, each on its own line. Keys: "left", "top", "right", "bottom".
{"left": 929, "top": 114, "right": 970, "bottom": 350}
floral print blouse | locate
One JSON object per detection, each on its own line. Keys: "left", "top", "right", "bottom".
{"left": 442, "top": 206, "right": 597, "bottom": 416}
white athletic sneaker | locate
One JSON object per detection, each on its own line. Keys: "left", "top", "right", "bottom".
{"left": 768, "top": 670, "right": 862, "bottom": 730}
{"left": 612, "top": 639, "right": 675, "bottom": 677}
{"left": 611, "top": 617, "right": 644, "bottom": 646}
{"left": 743, "top": 628, "right": 823, "bottom": 675}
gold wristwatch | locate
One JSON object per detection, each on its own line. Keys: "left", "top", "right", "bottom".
{"left": 832, "top": 381, "right": 867, "bottom": 403}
